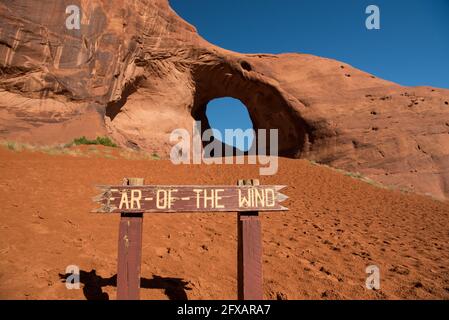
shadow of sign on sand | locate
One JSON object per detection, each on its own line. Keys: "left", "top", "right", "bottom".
{"left": 59, "top": 270, "right": 192, "bottom": 300}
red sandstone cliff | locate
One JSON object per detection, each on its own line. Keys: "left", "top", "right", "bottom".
{"left": 0, "top": 0, "right": 448, "bottom": 199}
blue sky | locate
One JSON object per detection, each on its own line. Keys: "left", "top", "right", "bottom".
{"left": 170, "top": 0, "right": 449, "bottom": 149}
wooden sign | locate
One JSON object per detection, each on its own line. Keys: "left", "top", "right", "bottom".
{"left": 92, "top": 178, "right": 288, "bottom": 301}
{"left": 92, "top": 185, "right": 288, "bottom": 214}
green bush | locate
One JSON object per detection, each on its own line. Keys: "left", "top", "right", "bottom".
{"left": 94, "top": 136, "right": 117, "bottom": 148}
{"left": 72, "top": 136, "right": 117, "bottom": 148}
{"left": 151, "top": 152, "right": 161, "bottom": 160}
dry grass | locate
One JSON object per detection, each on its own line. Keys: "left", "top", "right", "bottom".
{"left": 119, "top": 149, "right": 161, "bottom": 160}
{"left": 0, "top": 140, "right": 161, "bottom": 161}
{"left": 307, "top": 160, "right": 447, "bottom": 200}
{"left": 308, "top": 159, "right": 410, "bottom": 192}
{"left": 1, "top": 141, "right": 83, "bottom": 157}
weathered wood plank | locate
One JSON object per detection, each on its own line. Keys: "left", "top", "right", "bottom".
{"left": 116, "top": 178, "right": 144, "bottom": 300}
{"left": 92, "top": 185, "right": 288, "bottom": 213}
{"left": 237, "top": 179, "right": 263, "bottom": 300}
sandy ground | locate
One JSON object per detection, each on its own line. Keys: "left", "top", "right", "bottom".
{"left": 0, "top": 145, "right": 448, "bottom": 300}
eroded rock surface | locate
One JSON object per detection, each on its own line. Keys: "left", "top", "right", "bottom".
{"left": 1, "top": 0, "right": 448, "bottom": 198}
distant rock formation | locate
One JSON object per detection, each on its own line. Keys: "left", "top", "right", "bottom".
{"left": 1, "top": 0, "right": 448, "bottom": 199}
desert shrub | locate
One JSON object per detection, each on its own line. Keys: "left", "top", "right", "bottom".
{"left": 2, "top": 141, "right": 30, "bottom": 152}
{"left": 151, "top": 152, "right": 161, "bottom": 160}
{"left": 95, "top": 136, "right": 118, "bottom": 147}
{"left": 7, "top": 142, "right": 17, "bottom": 151}
{"left": 345, "top": 172, "right": 364, "bottom": 179}
{"left": 71, "top": 136, "right": 117, "bottom": 148}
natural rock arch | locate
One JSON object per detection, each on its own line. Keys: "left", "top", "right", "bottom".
{"left": 190, "top": 61, "right": 312, "bottom": 157}
{"left": 0, "top": 0, "right": 448, "bottom": 199}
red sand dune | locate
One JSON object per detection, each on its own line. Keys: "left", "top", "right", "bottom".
{"left": 0, "top": 146, "right": 448, "bottom": 300}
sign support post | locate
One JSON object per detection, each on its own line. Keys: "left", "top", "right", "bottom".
{"left": 92, "top": 179, "right": 288, "bottom": 300}
{"left": 116, "top": 177, "right": 144, "bottom": 300}
{"left": 237, "top": 179, "right": 263, "bottom": 300}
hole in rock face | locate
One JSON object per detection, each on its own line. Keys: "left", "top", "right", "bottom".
{"left": 190, "top": 63, "right": 313, "bottom": 158}
{"left": 205, "top": 97, "right": 254, "bottom": 152}
{"left": 240, "top": 61, "right": 252, "bottom": 72}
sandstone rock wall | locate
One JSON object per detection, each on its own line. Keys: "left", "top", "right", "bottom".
{"left": 1, "top": 0, "right": 448, "bottom": 199}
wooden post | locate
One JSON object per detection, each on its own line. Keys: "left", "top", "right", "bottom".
{"left": 117, "top": 177, "right": 144, "bottom": 300}
{"left": 237, "top": 179, "right": 263, "bottom": 300}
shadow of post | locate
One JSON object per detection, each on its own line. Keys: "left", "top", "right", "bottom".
{"left": 59, "top": 270, "right": 192, "bottom": 300}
